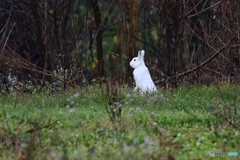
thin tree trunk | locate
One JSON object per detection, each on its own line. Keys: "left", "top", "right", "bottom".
{"left": 29, "top": 0, "right": 46, "bottom": 68}
{"left": 183, "top": 22, "right": 191, "bottom": 69}
{"left": 127, "top": 0, "right": 139, "bottom": 84}
{"left": 91, "top": 0, "right": 104, "bottom": 77}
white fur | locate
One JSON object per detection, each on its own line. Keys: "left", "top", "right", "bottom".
{"left": 130, "top": 50, "right": 157, "bottom": 93}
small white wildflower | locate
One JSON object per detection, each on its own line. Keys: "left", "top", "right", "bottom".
{"left": 66, "top": 105, "right": 70, "bottom": 108}
{"left": 126, "top": 93, "right": 131, "bottom": 97}
{"left": 152, "top": 122, "right": 158, "bottom": 126}
{"left": 136, "top": 107, "right": 140, "bottom": 111}
{"left": 51, "top": 151, "right": 56, "bottom": 157}
{"left": 163, "top": 97, "right": 169, "bottom": 101}
{"left": 69, "top": 109, "right": 74, "bottom": 113}
{"left": 114, "top": 102, "right": 120, "bottom": 105}
{"left": 74, "top": 93, "right": 80, "bottom": 98}
{"left": 144, "top": 136, "right": 150, "bottom": 144}
{"left": 99, "top": 127, "right": 104, "bottom": 131}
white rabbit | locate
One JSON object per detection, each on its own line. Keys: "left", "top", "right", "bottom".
{"left": 130, "top": 50, "right": 157, "bottom": 93}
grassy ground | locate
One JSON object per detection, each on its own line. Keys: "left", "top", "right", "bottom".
{"left": 0, "top": 84, "right": 239, "bottom": 160}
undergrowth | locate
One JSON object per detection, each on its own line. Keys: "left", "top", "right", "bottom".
{"left": 0, "top": 84, "right": 239, "bottom": 160}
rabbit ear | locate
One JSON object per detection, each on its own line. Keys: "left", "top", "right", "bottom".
{"left": 140, "top": 50, "right": 145, "bottom": 58}
{"left": 138, "top": 50, "right": 145, "bottom": 58}
{"left": 139, "top": 50, "right": 145, "bottom": 65}
{"left": 138, "top": 50, "right": 145, "bottom": 59}
{"left": 138, "top": 50, "right": 141, "bottom": 58}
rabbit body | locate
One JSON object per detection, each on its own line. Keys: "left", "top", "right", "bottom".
{"left": 130, "top": 50, "right": 157, "bottom": 93}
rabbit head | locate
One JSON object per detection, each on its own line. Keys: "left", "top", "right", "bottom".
{"left": 130, "top": 50, "right": 145, "bottom": 69}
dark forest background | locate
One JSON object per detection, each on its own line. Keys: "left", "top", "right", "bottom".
{"left": 0, "top": 0, "right": 240, "bottom": 92}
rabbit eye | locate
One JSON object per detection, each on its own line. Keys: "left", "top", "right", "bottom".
{"left": 134, "top": 59, "right": 136, "bottom": 61}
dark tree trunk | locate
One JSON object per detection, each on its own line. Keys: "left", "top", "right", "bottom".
{"left": 91, "top": 0, "right": 104, "bottom": 77}
{"left": 29, "top": 0, "right": 46, "bottom": 68}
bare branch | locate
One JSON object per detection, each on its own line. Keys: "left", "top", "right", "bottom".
{"left": 187, "top": 1, "right": 221, "bottom": 18}
{"left": 154, "top": 28, "right": 240, "bottom": 84}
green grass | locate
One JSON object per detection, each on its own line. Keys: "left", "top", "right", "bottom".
{"left": 0, "top": 84, "right": 240, "bottom": 160}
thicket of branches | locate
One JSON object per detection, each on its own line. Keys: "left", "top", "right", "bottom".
{"left": 0, "top": 0, "right": 240, "bottom": 91}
